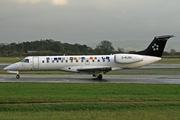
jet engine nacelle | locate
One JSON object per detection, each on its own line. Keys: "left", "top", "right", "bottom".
{"left": 114, "top": 54, "right": 143, "bottom": 64}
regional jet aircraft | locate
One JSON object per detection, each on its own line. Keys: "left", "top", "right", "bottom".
{"left": 4, "top": 35, "right": 173, "bottom": 79}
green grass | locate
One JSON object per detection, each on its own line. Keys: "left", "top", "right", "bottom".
{"left": 159, "top": 58, "right": 180, "bottom": 63}
{"left": 1, "top": 83, "right": 180, "bottom": 103}
{"left": 0, "top": 83, "right": 180, "bottom": 119}
{"left": 1, "top": 57, "right": 180, "bottom": 119}
{"left": 0, "top": 102, "right": 180, "bottom": 120}
{"left": 0, "top": 57, "right": 23, "bottom": 63}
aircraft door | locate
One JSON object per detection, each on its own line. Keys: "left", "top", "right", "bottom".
{"left": 33, "top": 57, "right": 39, "bottom": 69}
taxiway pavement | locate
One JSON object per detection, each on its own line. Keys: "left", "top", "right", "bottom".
{"left": 1, "top": 74, "right": 180, "bottom": 84}
{"left": 1, "top": 63, "right": 180, "bottom": 84}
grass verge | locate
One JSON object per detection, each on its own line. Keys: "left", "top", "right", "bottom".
{"left": 1, "top": 83, "right": 180, "bottom": 104}
{"left": 0, "top": 83, "right": 180, "bottom": 119}
{"left": 0, "top": 102, "right": 180, "bottom": 120}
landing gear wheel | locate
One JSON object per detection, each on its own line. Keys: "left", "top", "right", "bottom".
{"left": 92, "top": 74, "right": 96, "bottom": 77}
{"left": 16, "top": 74, "right": 20, "bottom": 79}
{"left": 97, "top": 74, "right": 102, "bottom": 80}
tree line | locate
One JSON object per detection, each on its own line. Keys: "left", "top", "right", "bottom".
{"left": 0, "top": 39, "right": 178, "bottom": 57}
{"left": 0, "top": 39, "right": 120, "bottom": 56}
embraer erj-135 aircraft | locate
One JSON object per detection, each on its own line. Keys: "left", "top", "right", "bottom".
{"left": 4, "top": 35, "right": 173, "bottom": 80}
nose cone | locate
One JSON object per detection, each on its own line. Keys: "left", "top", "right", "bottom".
{"left": 3, "top": 66, "right": 8, "bottom": 71}
{"left": 3, "top": 63, "right": 18, "bottom": 71}
{"left": 4, "top": 65, "right": 13, "bottom": 71}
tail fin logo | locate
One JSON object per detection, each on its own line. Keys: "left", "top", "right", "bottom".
{"left": 134, "top": 35, "right": 173, "bottom": 57}
{"left": 152, "top": 43, "right": 159, "bottom": 51}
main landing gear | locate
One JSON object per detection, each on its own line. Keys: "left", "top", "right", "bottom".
{"left": 92, "top": 74, "right": 103, "bottom": 80}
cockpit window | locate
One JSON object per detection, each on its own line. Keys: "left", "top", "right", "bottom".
{"left": 21, "top": 59, "right": 29, "bottom": 63}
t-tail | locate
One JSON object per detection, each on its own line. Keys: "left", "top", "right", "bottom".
{"left": 134, "top": 35, "right": 174, "bottom": 57}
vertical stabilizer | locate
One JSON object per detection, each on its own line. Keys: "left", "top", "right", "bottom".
{"left": 134, "top": 35, "right": 174, "bottom": 57}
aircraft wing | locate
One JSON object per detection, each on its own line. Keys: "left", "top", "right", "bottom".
{"left": 77, "top": 66, "right": 112, "bottom": 74}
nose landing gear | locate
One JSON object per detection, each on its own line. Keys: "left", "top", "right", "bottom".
{"left": 16, "top": 74, "right": 20, "bottom": 79}
{"left": 15, "top": 71, "right": 20, "bottom": 79}
{"left": 7, "top": 71, "right": 20, "bottom": 79}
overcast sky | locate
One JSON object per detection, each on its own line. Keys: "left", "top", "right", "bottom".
{"left": 0, "top": 0, "right": 179, "bottom": 49}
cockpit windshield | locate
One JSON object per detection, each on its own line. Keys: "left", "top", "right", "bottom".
{"left": 21, "top": 59, "right": 29, "bottom": 63}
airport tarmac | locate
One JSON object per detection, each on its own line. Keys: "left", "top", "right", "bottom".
{"left": 1, "top": 74, "right": 180, "bottom": 84}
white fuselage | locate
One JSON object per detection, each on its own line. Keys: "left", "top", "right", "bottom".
{"left": 4, "top": 54, "right": 161, "bottom": 73}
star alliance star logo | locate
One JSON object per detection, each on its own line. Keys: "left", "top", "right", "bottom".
{"left": 152, "top": 43, "right": 159, "bottom": 51}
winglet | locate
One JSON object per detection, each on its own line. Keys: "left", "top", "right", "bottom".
{"left": 134, "top": 35, "right": 174, "bottom": 57}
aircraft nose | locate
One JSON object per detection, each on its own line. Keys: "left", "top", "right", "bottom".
{"left": 3, "top": 64, "right": 17, "bottom": 71}
{"left": 4, "top": 65, "right": 12, "bottom": 71}
{"left": 3, "top": 66, "right": 8, "bottom": 70}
